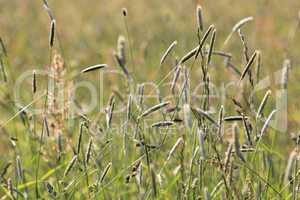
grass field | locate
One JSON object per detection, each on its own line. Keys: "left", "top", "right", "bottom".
{"left": 0, "top": 0, "right": 300, "bottom": 199}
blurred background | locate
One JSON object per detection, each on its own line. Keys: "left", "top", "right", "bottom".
{"left": 0, "top": 0, "right": 299, "bottom": 66}
{"left": 0, "top": 0, "right": 299, "bottom": 150}
{"left": 0, "top": 0, "right": 299, "bottom": 69}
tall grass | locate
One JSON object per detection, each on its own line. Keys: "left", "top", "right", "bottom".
{"left": 0, "top": 1, "right": 299, "bottom": 199}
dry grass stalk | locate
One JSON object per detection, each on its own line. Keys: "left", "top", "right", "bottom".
{"left": 242, "top": 115, "right": 252, "bottom": 146}
{"left": 137, "top": 84, "right": 144, "bottom": 110}
{"left": 43, "top": 117, "right": 50, "bottom": 137}
{"left": 117, "top": 35, "right": 126, "bottom": 64}
{"left": 198, "top": 128, "right": 206, "bottom": 160}
{"left": 281, "top": 59, "right": 291, "bottom": 89}
{"left": 233, "top": 123, "right": 246, "bottom": 162}
{"left": 106, "top": 94, "right": 115, "bottom": 129}
{"left": 255, "top": 50, "right": 261, "bottom": 83}
{"left": 224, "top": 116, "right": 248, "bottom": 121}
{"left": 122, "top": 8, "right": 127, "bottom": 16}
{"left": 1, "top": 162, "right": 11, "bottom": 179}
{"left": 42, "top": 0, "right": 54, "bottom": 20}
{"left": 167, "top": 137, "right": 184, "bottom": 161}
{"left": 81, "top": 64, "right": 107, "bottom": 73}
{"left": 64, "top": 155, "right": 78, "bottom": 177}
{"left": 238, "top": 29, "right": 249, "bottom": 61}
{"left": 207, "top": 29, "right": 216, "bottom": 66}
{"left": 127, "top": 94, "right": 132, "bottom": 121}
{"left": 99, "top": 162, "right": 112, "bottom": 184}
{"left": 202, "top": 50, "right": 231, "bottom": 58}
{"left": 183, "top": 104, "right": 192, "bottom": 129}
{"left": 32, "top": 70, "right": 36, "bottom": 94}
{"left": 284, "top": 149, "right": 298, "bottom": 185}
{"left": 191, "top": 107, "right": 218, "bottom": 127}
{"left": 49, "top": 19, "right": 56, "bottom": 47}
{"left": 232, "top": 17, "right": 254, "bottom": 32}
{"left": 16, "top": 156, "right": 23, "bottom": 182}
{"left": 160, "top": 40, "right": 177, "bottom": 65}
{"left": 183, "top": 66, "right": 190, "bottom": 104}
{"left": 196, "top": 5, "right": 204, "bottom": 32}
{"left": 240, "top": 51, "right": 257, "bottom": 82}
{"left": 47, "top": 50, "right": 67, "bottom": 137}
{"left": 151, "top": 121, "right": 175, "bottom": 128}
{"left": 85, "top": 138, "right": 93, "bottom": 164}
{"left": 210, "top": 181, "right": 224, "bottom": 198}
{"left": 258, "top": 109, "right": 277, "bottom": 140}
{"left": 7, "top": 178, "right": 14, "bottom": 199}
{"left": 138, "top": 101, "right": 169, "bottom": 119}
{"left": 224, "top": 16, "right": 254, "bottom": 45}
{"left": 227, "top": 62, "right": 241, "bottom": 76}
{"left": 217, "top": 106, "right": 224, "bottom": 139}
{"left": 0, "top": 37, "right": 7, "bottom": 56}
{"left": 76, "top": 123, "right": 84, "bottom": 154}
{"left": 180, "top": 46, "right": 199, "bottom": 64}
{"left": 204, "top": 187, "right": 211, "bottom": 200}
{"left": 195, "top": 25, "right": 215, "bottom": 59}
{"left": 114, "top": 35, "right": 131, "bottom": 80}
{"left": 256, "top": 90, "right": 271, "bottom": 119}
{"left": 57, "top": 134, "right": 63, "bottom": 159}
{"left": 171, "top": 65, "right": 181, "bottom": 94}
{"left": 224, "top": 143, "right": 233, "bottom": 173}
{"left": 0, "top": 55, "right": 7, "bottom": 82}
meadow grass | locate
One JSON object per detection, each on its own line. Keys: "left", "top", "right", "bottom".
{"left": 0, "top": 0, "right": 300, "bottom": 199}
